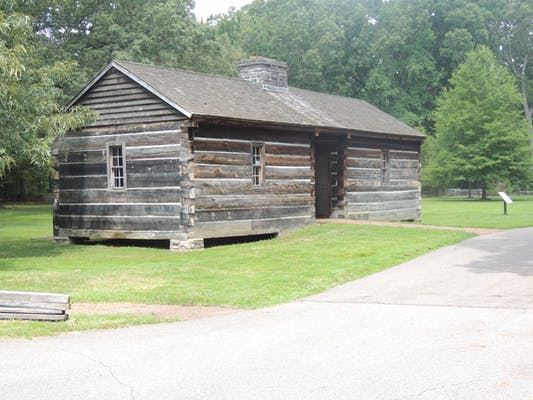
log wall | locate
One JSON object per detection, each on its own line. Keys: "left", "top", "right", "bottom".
{"left": 343, "top": 136, "right": 421, "bottom": 221}
{"left": 190, "top": 127, "right": 315, "bottom": 238}
{"left": 54, "top": 68, "right": 188, "bottom": 240}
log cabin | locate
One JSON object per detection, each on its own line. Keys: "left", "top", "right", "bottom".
{"left": 53, "top": 57, "right": 424, "bottom": 250}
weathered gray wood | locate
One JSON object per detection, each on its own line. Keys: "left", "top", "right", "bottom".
{"left": 345, "top": 148, "right": 382, "bottom": 159}
{"left": 59, "top": 203, "right": 181, "bottom": 217}
{"left": 0, "top": 290, "right": 69, "bottom": 304}
{"left": 345, "top": 158, "right": 382, "bottom": 169}
{"left": 194, "top": 164, "right": 250, "bottom": 180}
{"left": 345, "top": 207, "right": 420, "bottom": 221}
{"left": 194, "top": 179, "right": 312, "bottom": 196}
{"left": 345, "top": 199, "right": 420, "bottom": 213}
{"left": 58, "top": 215, "right": 181, "bottom": 231}
{"left": 195, "top": 206, "right": 314, "bottom": 223}
{"left": 265, "top": 143, "right": 310, "bottom": 156}
{"left": 264, "top": 166, "right": 312, "bottom": 180}
{"left": 59, "top": 162, "right": 107, "bottom": 177}
{"left": 195, "top": 194, "right": 313, "bottom": 211}
{"left": 195, "top": 152, "right": 250, "bottom": 166}
{"left": 194, "top": 138, "right": 250, "bottom": 153}
{"left": 347, "top": 190, "right": 419, "bottom": 203}
{"left": 0, "top": 290, "right": 70, "bottom": 322}
{"left": 389, "top": 168, "right": 419, "bottom": 180}
{"left": 57, "top": 228, "right": 184, "bottom": 240}
{"left": 60, "top": 130, "right": 181, "bottom": 149}
{"left": 59, "top": 176, "right": 107, "bottom": 190}
{"left": 0, "top": 313, "right": 68, "bottom": 321}
{"left": 0, "top": 306, "right": 65, "bottom": 315}
{"left": 59, "top": 188, "right": 183, "bottom": 204}
{"left": 0, "top": 299, "right": 70, "bottom": 311}
{"left": 265, "top": 154, "right": 310, "bottom": 166}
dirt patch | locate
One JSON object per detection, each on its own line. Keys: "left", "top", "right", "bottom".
{"left": 71, "top": 302, "right": 242, "bottom": 320}
{"left": 317, "top": 219, "right": 501, "bottom": 236}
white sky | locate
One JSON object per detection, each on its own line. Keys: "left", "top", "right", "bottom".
{"left": 193, "top": 0, "right": 253, "bottom": 21}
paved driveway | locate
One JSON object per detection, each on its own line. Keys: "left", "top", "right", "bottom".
{"left": 2, "top": 228, "right": 533, "bottom": 399}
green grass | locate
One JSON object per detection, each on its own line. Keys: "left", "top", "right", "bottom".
{"left": 422, "top": 196, "right": 533, "bottom": 229}
{"left": 0, "top": 204, "right": 473, "bottom": 338}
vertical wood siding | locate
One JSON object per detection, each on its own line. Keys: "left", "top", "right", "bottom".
{"left": 55, "top": 69, "right": 187, "bottom": 239}
{"left": 343, "top": 137, "right": 421, "bottom": 221}
{"left": 191, "top": 127, "right": 315, "bottom": 238}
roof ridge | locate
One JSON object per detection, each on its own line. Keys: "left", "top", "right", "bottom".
{"left": 113, "top": 59, "right": 243, "bottom": 83}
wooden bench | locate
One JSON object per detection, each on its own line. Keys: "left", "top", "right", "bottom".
{"left": 0, "top": 290, "right": 70, "bottom": 321}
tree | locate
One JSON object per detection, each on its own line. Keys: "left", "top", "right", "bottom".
{"left": 0, "top": 9, "right": 95, "bottom": 181}
{"left": 491, "top": 0, "right": 533, "bottom": 139}
{"left": 426, "top": 46, "right": 531, "bottom": 199}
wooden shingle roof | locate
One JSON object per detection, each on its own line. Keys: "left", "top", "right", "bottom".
{"left": 69, "top": 60, "right": 424, "bottom": 139}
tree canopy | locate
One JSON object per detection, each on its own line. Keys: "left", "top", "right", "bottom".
{"left": 1, "top": 0, "right": 532, "bottom": 200}
{"left": 426, "top": 46, "right": 531, "bottom": 198}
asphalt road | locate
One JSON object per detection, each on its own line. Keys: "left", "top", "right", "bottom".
{"left": 2, "top": 228, "right": 533, "bottom": 399}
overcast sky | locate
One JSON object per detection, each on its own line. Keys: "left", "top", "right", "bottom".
{"left": 193, "top": 0, "right": 253, "bottom": 20}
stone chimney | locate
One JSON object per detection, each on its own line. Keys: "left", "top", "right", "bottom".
{"left": 237, "top": 56, "right": 288, "bottom": 92}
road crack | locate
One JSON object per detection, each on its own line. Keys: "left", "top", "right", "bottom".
{"left": 54, "top": 347, "right": 136, "bottom": 400}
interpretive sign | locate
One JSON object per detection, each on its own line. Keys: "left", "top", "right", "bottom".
{"left": 498, "top": 192, "right": 512, "bottom": 215}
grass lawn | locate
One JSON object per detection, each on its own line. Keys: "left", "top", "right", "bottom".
{"left": 1, "top": 204, "right": 473, "bottom": 338}
{"left": 422, "top": 195, "right": 533, "bottom": 229}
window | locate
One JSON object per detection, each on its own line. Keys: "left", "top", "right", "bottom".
{"left": 382, "top": 149, "right": 390, "bottom": 184}
{"left": 252, "top": 143, "right": 264, "bottom": 187}
{"left": 108, "top": 145, "right": 126, "bottom": 189}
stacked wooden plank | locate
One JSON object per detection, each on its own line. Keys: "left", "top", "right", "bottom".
{"left": 0, "top": 290, "right": 70, "bottom": 321}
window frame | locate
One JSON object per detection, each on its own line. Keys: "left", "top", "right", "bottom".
{"left": 381, "top": 149, "right": 390, "bottom": 185}
{"left": 251, "top": 143, "right": 265, "bottom": 187}
{"left": 107, "top": 143, "right": 127, "bottom": 190}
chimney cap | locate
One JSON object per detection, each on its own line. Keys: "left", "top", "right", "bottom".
{"left": 237, "top": 56, "right": 288, "bottom": 69}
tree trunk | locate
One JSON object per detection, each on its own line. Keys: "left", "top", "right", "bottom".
{"left": 481, "top": 185, "right": 487, "bottom": 200}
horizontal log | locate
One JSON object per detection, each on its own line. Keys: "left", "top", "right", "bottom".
{"left": 194, "top": 127, "right": 310, "bottom": 144}
{"left": 390, "top": 159, "right": 420, "bottom": 169}
{"left": 58, "top": 150, "right": 105, "bottom": 163}
{"left": 194, "top": 138, "right": 250, "bottom": 153}
{"left": 194, "top": 152, "right": 250, "bottom": 166}
{"left": 195, "top": 195, "right": 313, "bottom": 211}
{"left": 60, "top": 130, "right": 181, "bottom": 150}
{"left": 195, "top": 179, "right": 312, "bottom": 196}
{"left": 191, "top": 215, "right": 314, "bottom": 238}
{"left": 0, "top": 306, "right": 65, "bottom": 315}
{"left": 86, "top": 114, "right": 181, "bottom": 128}
{"left": 265, "top": 143, "right": 310, "bottom": 156}
{"left": 0, "top": 313, "right": 68, "bottom": 321}
{"left": 345, "top": 158, "right": 382, "bottom": 169}
{"left": 57, "top": 228, "right": 184, "bottom": 240}
{"left": 195, "top": 206, "right": 313, "bottom": 223}
{"left": 60, "top": 176, "right": 107, "bottom": 190}
{"left": 59, "top": 188, "right": 183, "bottom": 203}
{"left": 90, "top": 81, "right": 138, "bottom": 93}
{"left": 347, "top": 137, "right": 420, "bottom": 152}
{"left": 97, "top": 109, "right": 178, "bottom": 122}
{"left": 127, "top": 172, "right": 182, "bottom": 188}
{"left": 265, "top": 166, "right": 312, "bottom": 180}
{"left": 344, "top": 148, "right": 382, "bottom": 159}
{"left": 346, "top": 190, "right": 419, "bottom": 203}
{"left": 389, "top": 150, "right": 419, "bottom": 160}
{"left": 97, "top": 103, "right": 174, "bottom": 116}
{"left": 58, "top": 215, "right": 181, "bottom": 231}
{"left": 345, "top": 199, "right": 420, "bottom": 213}
{"left": 59, "top": 203, "right": 181, "bottom": 217}
{"left": 265, "top": 154, "right": 310, "bottom": 167}
{"left": 389, "top": 168, "right": 419, "bottom": 180}
{"left": 80, "top": 93, "right": 156, "bottom": 107}
{"left": 346, "top": 180, "right": 420, "bottom": 192}
{"left": 60, "top": 162, "right": 106, "bottom": 177}
{"left": 126, "top": 145, "right": 180, "bottom": 160}
{"left": 195, "top": 164, "right": 250, "bottom": 180}
{"left": 127, "top": 158, "right": 179, "bottom": 174}
{"left": 0, "top": 299, "right": 70, "bottom": 311}
{"left": 345, "top": 207, "right": 420, "bottom": 222}
{"left": 74, "top": 121, "right": 183, "bottom": 136}
{"left": 0, "top": 290, "right": 69, "bottom": 304}
{"left": 345, "top": 169, "right": 382, "bottom": 180}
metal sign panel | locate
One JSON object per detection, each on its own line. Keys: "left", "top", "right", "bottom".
{"left": 498, "top": 192, "right": 513, "bottom": 204}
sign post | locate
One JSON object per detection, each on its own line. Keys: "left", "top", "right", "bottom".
{"left": 498, "top": 192, "right": 513, "bottom": 215}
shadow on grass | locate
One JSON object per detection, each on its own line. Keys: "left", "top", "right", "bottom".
{"left": 0, "top": 239, "right": 66, "bottom": 269}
